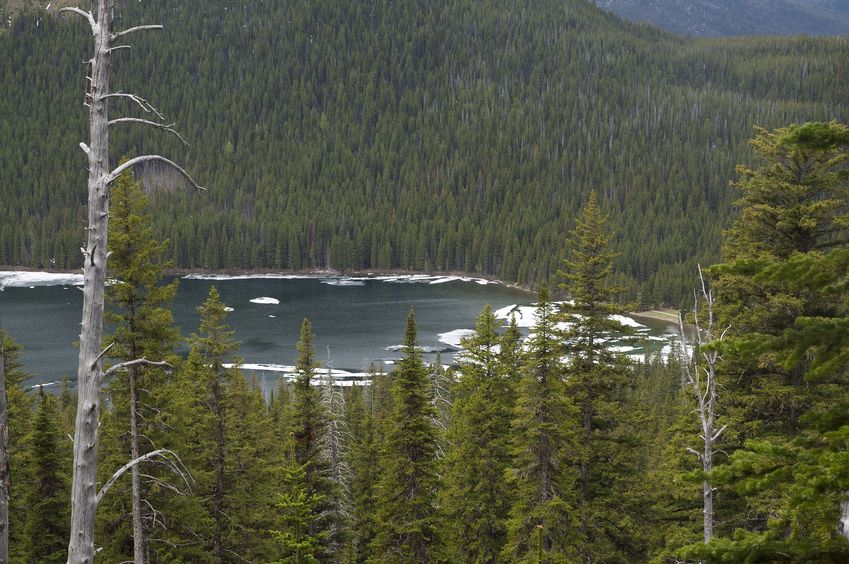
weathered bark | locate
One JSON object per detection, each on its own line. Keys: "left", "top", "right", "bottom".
{"left": 129, "top": 364, "right": 144, "bottom": 564}
{"left": 66, "top": 3, "right": 115, "bottom": 560}
{"left": 61, "top": 2, "right": 201, "bottom": 561}
{"left": 0, "top": 338, "right": 9, "bottom": 564}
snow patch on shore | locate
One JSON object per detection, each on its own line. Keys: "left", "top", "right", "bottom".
{"left": 0, "top": 271, "right": 84, "bottom": 290}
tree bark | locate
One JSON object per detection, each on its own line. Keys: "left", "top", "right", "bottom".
{"left": 67, "top": 2, "right": 114, "bottom": 561}
{"left": 129, "top": 364, "right": 145, "bottom": 563}
{"left": 0, "top": 338, "right": 9, "bottom": 564}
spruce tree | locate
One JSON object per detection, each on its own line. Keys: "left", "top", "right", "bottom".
{"left": 441, "top": 305, "right": 513, "bottom": 562}
{"left": 504, "top": 286, "right": 579, "bottom": 563}
{"left": 687, "top": 122, "right": 849, "bottom": 560}
{"left": 23, "top": 387, "right": 70, "bottom": 563}
{"left": 98, "top": 166, "right": 180, "bottom": 562}
{"left": 557, "top": 192, "right": 645, "bottom": 560}
{"left": 280, "top": 318, "right": 338, "bottom": 560}
{"left": 372, "top": 310, "right": 440, "bottom": 561}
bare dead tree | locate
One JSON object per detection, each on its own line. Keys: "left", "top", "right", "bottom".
{"left": 320, "top": 349, "right": 351, "bottom": 553}
{"left": 0, "top": 336, "right": 9, "bottom": 564}
{"left": 60, "top": 1, "right": 203, "bottom": 562}
{"left": 678, "top": 265, "right": 729, "bottom": 544}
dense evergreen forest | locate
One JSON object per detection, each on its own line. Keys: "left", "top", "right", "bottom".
{"left": 1, "top": 0, "right": 848, "bottom": 304}
{"left": 4, "top": 120, "right": 849, "bottom": 561}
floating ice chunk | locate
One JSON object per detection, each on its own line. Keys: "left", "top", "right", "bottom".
{"left": 438, "top": 329, "right": 476, "bottom": 349}
{"left": 269, "top": 315, "right": 276, "bottom": 318}
{"left": 184, "top": 273, "right": 315, "bottom": 281}
{"left": 609, "top": 314, "right": 646, "bottom": 328}
{"left": 609, "top": 345, "right": 638, "bottom": 353}
{"left": 250, "top": 297, "right": 279, "bottom": 305}
{"left": 321, "top": 277, "right": 366, "bottom": 286}
{"left": 384, "top": 344, "right": 453, "bottom": 354}
{"left": 224, "top": 306, "right": 235, "bottom": 312}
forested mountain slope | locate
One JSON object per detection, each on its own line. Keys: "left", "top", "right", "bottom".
{"left": 594, "top": 0, "right": 849, "bottom": 37}
{"left": 1, "top": 0, "right": 848, "bottom": 304}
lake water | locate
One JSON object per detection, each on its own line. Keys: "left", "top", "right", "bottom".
{"left": 0, "top": 272, "right": 682, "bottom": 390}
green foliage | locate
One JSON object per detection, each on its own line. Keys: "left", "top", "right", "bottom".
{"left": 697, "top": 122, "right": 849, "bottom": 560}
{"left": 285, "top": 318, "right": 339, "bottom": 560}
{"left": 557, "top": 193, "right": 646, "bottom": 560}
{"left": 4, "top": 1, "right": 849, "bottom": 304}
{"left": 373, "top": 310, "right": 440, "bottom": 561}
{"left": 504, "top": 286, "right": 579, "bottom": 563}
{"left": 441, "top": 305, "right": 514, "bottom": 562}
{"left": 22, "top": 387, "right": 70, "bottom": 563}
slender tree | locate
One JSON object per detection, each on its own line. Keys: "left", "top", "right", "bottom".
{"left": 24, "top": 388, "right": 71, "bottom": 563}
{"left": 372, "top": 310, "right": 440, "bottom": 561}
{"left": 557, "top": 192, "right": 644, "bottom": 559}
{"left": 504, "top": 286, "right": 578, "bottom": 563}
{"left": 59, "top": 1, "right": 202, "bottom": 559}
{"left": 100, "top": 166, "right": 180, "bottom": 562}
{"left": 442, "top": 305, "right": 514, "bottom": 562}
{"left": 0, "top": 334, "right": 8, "bottom": 563}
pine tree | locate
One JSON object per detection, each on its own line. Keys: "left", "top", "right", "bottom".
{"left": 372, "top": 310, "right": 440, "bottom": 561}
{"left": 441, "top": 305, "right": 513, "bottom": 562}
{"left": 23, "top": 387, "right": 70, "bottom": 563}
{"left": 557, "top": 192, "right": 645, "bottom": 560}
{"left": 345, "top": 384, "right": 380, "bottom": 562}
{"left": 98, "top": 165, "right": 180, "bottom": 562}
{"left": 504, "top": 286, "right": 579, "bottom": 563}
{"left": 281, "top": 318, "right": 339, "bottom": 560}
{"left": 687, "top": 122, "right": 849, "bottom": 560}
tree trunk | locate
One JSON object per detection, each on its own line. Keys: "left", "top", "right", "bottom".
{"left": 0, "top": 338, "right": 9, "bottom": 564}
{"left": 129, "top": 364, "right": 145, "bottom": 563}
{"left": 68, "top": 2, "right": 114, "bottom": 561}
{"left": 212, "top": 374, "right": 225, "bottom": 563}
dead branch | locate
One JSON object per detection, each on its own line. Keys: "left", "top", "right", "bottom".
{"left": 111, "top": 25, "right": 163, "bottom": 42}
{"left": 89, "top": 342, "right": 115, "bottom": 371}
{"left": 102, "top": 359, "right": 172, "bottom": 380}
{"left": 100, "top": 92, "right": 164, "bottom": 120}
{"left": 97, "top": 449, "right": 167, "bottom": 504}
{"left": 108, "top": 118, "right": 188, "bottom": 145}
{"left": 105, "top": 156, "right": 206, "bottom": 192}
{"left": 59, "top": 7, "right": 96, "bottom": 33}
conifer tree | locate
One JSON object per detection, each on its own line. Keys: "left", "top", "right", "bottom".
{"left": 98, "top": 166, "right": 180, "bottom": 562}
{"left": 504, "top": 286, "right": 578, "bottom": 563}
{"left": 688, "top": 122, "right": 849, "bottom": 560}
{"left": 23, "top": 387, "right": 70, "bottom": 563}
{"left": 373, "top": 310, "right": 440, "bottom": 561}
{"left": 442, "top": 305, "right": 513, "bottom": 562}
{"left": 557, "top": 193, "right": 644, "bottom": 560}
{"left": 345, "top": 384, "right": 379, "bottom": 562}
{"left": 281, "top": 318, "right": 338, "bottom": 560}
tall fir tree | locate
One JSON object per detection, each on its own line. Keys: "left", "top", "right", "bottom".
{"left": 372, "top": 310, "right": 440, "bottom": 562}
{"left": 279, "top": 318, "right": 339, "bottom": 561}
{"left": 557, "top": 192, "right": 646, "bottom": 560}
{"left": 691, "top": 121, "right": 849, "bottom": 561}
{"left": 97, "top": 166, "right": 180, "bottom": 562}
{"left": 504, "top": 286, "right": 579, "bottom": 563}
{"left": 441, "top": 305, "right": 514, "bottom": 562}
{"left": 23, "top": 387, "right": 70, "bottom": 563}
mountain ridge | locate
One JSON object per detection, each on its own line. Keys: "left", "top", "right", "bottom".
{"left": 594, "top": 0, "right": 849, "bottom": 36}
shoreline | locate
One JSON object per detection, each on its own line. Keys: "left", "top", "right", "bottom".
{"left": 0, "top": 265, "right": 536, "bottom": 294}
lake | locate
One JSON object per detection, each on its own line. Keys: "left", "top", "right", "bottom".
{"left": 0, "top": 272, "right": 682, "bottom": 390}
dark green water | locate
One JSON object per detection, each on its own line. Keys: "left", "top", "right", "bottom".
{"left": 0, "top": 273, "right": 681, "bottom": 389}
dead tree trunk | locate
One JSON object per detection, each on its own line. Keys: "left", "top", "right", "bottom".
{"left": 679, "top": 265, "right": 728, "bottom": 545}
{"left": 61, "top": 2, "right": 202, "bottom": 561}
{"left": 0, "top": 337, "right": 9, "bottom": 564}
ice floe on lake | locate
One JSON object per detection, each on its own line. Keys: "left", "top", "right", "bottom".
{"left": 0, "top": 271, "right": 84, "bottom": 290}
{"left": 437, "top": 329, "right": 476, "bottom": 349}
{"left": 250, "top": 297, "right": 279, "bottom": 305}
{"left": 182, "top": 272, "right": 496, "bottom": 286}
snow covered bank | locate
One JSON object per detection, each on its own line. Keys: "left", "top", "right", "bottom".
{"left": 0, "top": 271, "right": 84, "bottom": 290}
